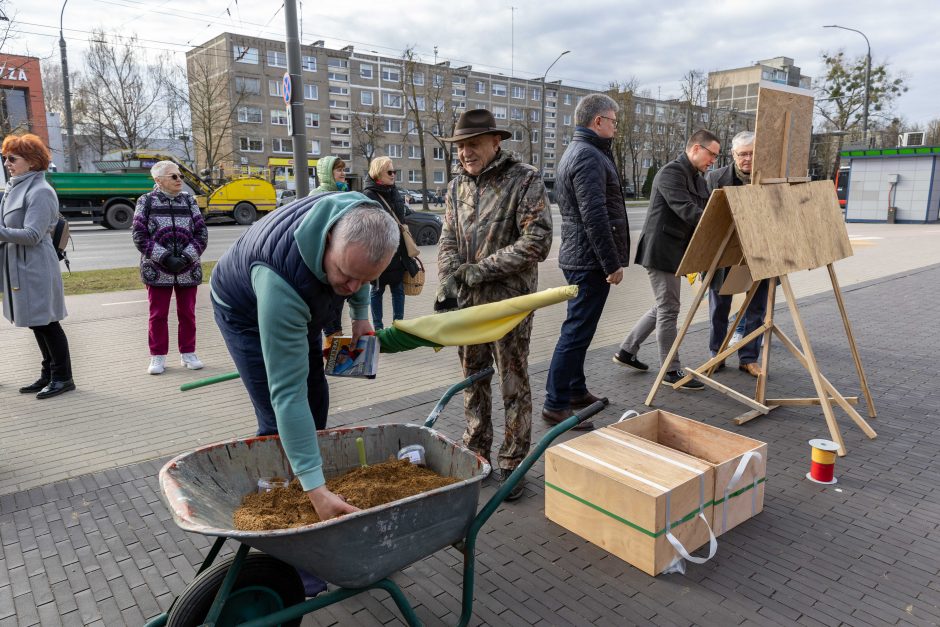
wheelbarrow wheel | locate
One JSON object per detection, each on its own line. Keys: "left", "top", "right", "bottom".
{"left": 167, "top": 552, "right": 304, "bottom": 627}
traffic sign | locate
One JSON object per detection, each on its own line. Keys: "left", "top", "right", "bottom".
{"left": 282, "top": 72, "right": 292, "bottom": 104}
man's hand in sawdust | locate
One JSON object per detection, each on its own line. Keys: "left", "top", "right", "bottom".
{"left": 307, "top": 485, "right": 359, "bottom": 520}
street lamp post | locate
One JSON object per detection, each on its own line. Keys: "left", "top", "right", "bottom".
{"left": 538, "top": 50, "right": 569, "bottom": 177}
{"left": 824, "top": 24, "right": 871, "bottom": 147}
{"left": 59, "top": 0, "right": 78, "bottom": 172}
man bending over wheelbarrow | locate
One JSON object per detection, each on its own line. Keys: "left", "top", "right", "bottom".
{"left": 210, "top": 193, "right": 398, "bottom": 524}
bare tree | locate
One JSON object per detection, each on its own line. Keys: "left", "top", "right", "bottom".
{"left": 400, "top": 46, "right": 431, "bottom": 209}
{"left": 926, "top": 119, "right": 940, "bottom": 146}
{"left": 424, "top": 68, "right": 461, "bottom": 185}
{"left": 351, "top": 104, "right": 386, "bottom": 167}
{"left": 41, "top": 61, "right": 65, "bottom": 116}
{"left": 157, "top": 54, "right": 192, "bottom": 164}
{"left": 72, "top": 30, "right": 164, "bottom": 155}
{"left": 608, "top": 79, "right": 640, "bottom": 193}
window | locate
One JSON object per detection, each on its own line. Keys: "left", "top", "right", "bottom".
{"left": 492, "top": 83, "right": 506, "bottom": 97}
{"left": 309, "top": 140, "right": 321, "bottom": 155}
{"left": 382, "top": 66, "right": 400, "bottom": 82}
{"left": 386, "top": 144, "right": 402, "bottom": 158}
{"left": 359, "top": 63, "right": 373, "bottom": 79}
{"left": 547, "top": 89, "right": 557, "bottom": 98}
{"left": 642, "top": 158, "right": 652, "bottom": 168}
{"left": 563, "top": 114, "right": 572, "bottom": 126}
{"left": 270, "top": 109, "right": 288, "bottom": 125}
{"left": 233, "top": 45, "right": 258, "bottom": 64}
{"left": 327, "top": 58, "right": 348, "bottom": 69}
{"left": 415, "top": 96, "right": 425, "bottom": 111}
{"left": 433, "top": 147, "right": 445, "bottom": 160}
{"left": 510, "top": 107, "right": 524, "bottom": 120}
{"left": 235, "top": 77, "right": 261, "bottom": 95}
{"left": 360, "top": 90, "right": 374, "bottom": 106}
{"left": 413, "top": 72, "right": 425, "bottom": 86}
{"left": 304, "top": 84, "right": 318, "bottom": 100}
{"left": 511, "top": 85, "right": 525, "bottom": 99}
{"left": 529, "top": 110, "right": 540, "bottom": 123}
{"left": 383, "top": 92, "right": 402, "bottom": 108}
{"left": 452, "top": 87, "right": 466, "bottom": 97}
{"left": 512, "top": 130, "right": 524, "bottom": 142}
{"left": 408, "top": 145, "right": 422, "bottom": 159}
{"left": 407, "top": 120, "right": 419, "bottom": 134}
{"left": 272, "top": 137, "right": 293, "bottom": 153}
{"left": 385, "top": 119, "right": 402, "bottom": 133}
{"left": 475, "top": 80, "right": 486, "bottom": 94}
{"left": 237, "top": 106, "right": 262, "bottom": 124}
{"left": 331, "top": 139, "right": 351, "bottom": 149}
{"left": 492, "top": 105, "right": 507, "bottom": 120}
{"left": 564, "top": 93, "right": 573, "bottom": 105}
{"left": 635, "top": 103, "right": 643, "bottom": 113}
{"left": 531, "top": 130, "right": 539, "bottom": 143}
{"left": 329, "top": 99, "right": 349, "bottom": 109}
{"left": 268, "top": 80, "right": 283, "bottom": 97}
{"left": 433, "top": 74, "right": 444, "bottom": 87}
{"left": 302, "top": 55, "right": 317, "bottom": 72}
{"left": 330, "top": 112, "right": 351, "bottom": 122}
{"left": 531, "top": 87, "right": 541, "bottom": 101}
{"left": 434, "top": 170, "right": 445, "bottom": 184}
{"left": 267, "top": 50, "right": 287, "bottom": 67}
{"left": 453, "top": 76, "right": 466, "bottom": 84}
{"left": 329, "top": 85, "right": 349, "bottom": 96}
{"left": 305, "top": 112, "right": 319, "bottom": 128}
{"left": 239, "top": 137, "right": 263, "bottom": 152}
{"left": 408, "top": 170, "right": 422, "bottom": 183}
{"left": 432, "top": 98, "right": 445, "bottom": 112}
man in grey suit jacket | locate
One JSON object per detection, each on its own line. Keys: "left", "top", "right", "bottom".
{"left": 705, "top": 131, "right": 767, "bottom": 377}
{"left": 614, "top": 129, "right": 720, "bottom": 389}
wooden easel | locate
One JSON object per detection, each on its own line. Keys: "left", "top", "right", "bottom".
{"left": 643, "top": 83, "right": 876, "bottom": 456}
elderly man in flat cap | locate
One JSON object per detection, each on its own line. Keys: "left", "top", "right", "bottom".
{"left": 436, "top": 108, "right": 553, "bottom": 501}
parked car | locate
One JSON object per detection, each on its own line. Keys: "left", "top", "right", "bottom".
{"left": 404, "top": 207, "right": 443, "bottom": 245}
{"left": 403, "top": 190, "right": 425, "bottom": 204}
{"left": 276, "top": 189, "right": 297, "bottom": 207}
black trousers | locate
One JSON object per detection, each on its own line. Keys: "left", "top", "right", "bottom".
{"left": 30, "top": 321, "right": 72, "bottom": 381}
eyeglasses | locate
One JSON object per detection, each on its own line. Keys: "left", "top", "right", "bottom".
{"left": 598, "top": 115, "right": 618, "bottom": 125}
{"left": 2, "top": 155, "right": 19, "bottom": 163}
{"left": 386, "top": 170, "right": 396, "bottom": 176}
{"left": 734, "top": 151, "right": 754, "bottom": 159}
{"left": 163, "top": 173, "right": 183, "bottom": 181}
{"left": 697, "top": 144, "right": 720, "bottom": 159}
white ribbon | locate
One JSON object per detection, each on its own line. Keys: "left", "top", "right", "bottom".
{"left": 617, "top": 410, "right": 640, "bottom": 423}
{"left": 664, "top": 491, "right": 718, "bottom": 565}
{"left": 720, "top": 451, "right": 763, "bottom": 534}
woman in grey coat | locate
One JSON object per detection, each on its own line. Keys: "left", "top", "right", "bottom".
{"left": 0, "top": 133, "right": 74, "bottom": 399}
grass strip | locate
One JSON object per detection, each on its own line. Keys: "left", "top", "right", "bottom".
{"left": 61, "top": 261, "right": 217, "bottom": 296}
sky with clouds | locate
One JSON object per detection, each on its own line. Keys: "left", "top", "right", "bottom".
{"left": 6, "top": 0, "right": 939, "bottom": 126}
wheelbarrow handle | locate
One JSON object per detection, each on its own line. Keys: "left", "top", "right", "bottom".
{"left": 424, "top": 366, "right": 496, "bottom": 428}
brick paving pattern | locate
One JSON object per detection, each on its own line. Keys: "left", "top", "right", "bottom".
{"left": 1, "top": 264, "right": 939, "bottom": 626}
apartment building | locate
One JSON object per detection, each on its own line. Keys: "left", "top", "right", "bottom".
{"left": 707, "top": 57, "right": 812, "bottom": 113}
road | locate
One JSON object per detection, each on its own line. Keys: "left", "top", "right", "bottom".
{"left": 65, "top": 204, "right": 653, "bottom": 271}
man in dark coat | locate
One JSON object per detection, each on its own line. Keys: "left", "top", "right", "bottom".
{"left": 542, "top": 93, "right": 630, "bottom": 429}
{"left": 615, "top": 129, "right": 721, "bottom": 389}
{"left": 705, "top": 130, "right": 767, "bottom": 377}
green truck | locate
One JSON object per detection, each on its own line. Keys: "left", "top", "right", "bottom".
{"left": 44, "top": 171, "right": 155, "bottom": 229}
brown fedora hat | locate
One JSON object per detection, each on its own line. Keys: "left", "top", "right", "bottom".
{"left": 439, "top": 109, "right": 513, "bottom": 142}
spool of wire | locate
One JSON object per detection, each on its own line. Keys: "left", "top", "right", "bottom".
{"left": 806, "top": 439, "right": 839, "bottom": 484}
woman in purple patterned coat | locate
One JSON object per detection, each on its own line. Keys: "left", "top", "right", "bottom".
{"left": 132, "top": 160, "right": 209, "bottom": 374}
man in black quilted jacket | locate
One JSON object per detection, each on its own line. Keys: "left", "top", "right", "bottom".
{"left": 542, "top": 93, "right": 631, "bottom": 430}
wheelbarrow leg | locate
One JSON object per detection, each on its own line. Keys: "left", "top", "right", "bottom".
{"left": 197, "top": 536, "right": 227, "bottom": 576}
{"left": 204, "top": 543, "right": 251, "bottom": 625}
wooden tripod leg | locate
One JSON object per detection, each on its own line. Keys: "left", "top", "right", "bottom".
{"left": 755, "top": 279, "right": 777, "bottom": 404}
{"left": 827, "top": 264, "right": 877, "bottom": 418}
{"left": 706, "top": 281, "right": 759, "bottom": 377}
{"left": 646, "top": 224, "right": 735, "bottom": 406}
{"left": 778, "top": 276, "right": 846, "bottom": 455}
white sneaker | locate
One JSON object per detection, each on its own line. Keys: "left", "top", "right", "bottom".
{"left": 181, "top": 353, "right": 204, "bottom": 370}
{"left": 148, "top": 355, "right": 166, "bottom": 375}
{"left": 729, "top": 332, "right": 743, "bottom": 347}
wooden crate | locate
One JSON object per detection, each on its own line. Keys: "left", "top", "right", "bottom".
{"left": 545, "top": 426, "right": 716, "bottom": 576}
{"left": 609, "top": 410, "right": 767, "bottom": 536}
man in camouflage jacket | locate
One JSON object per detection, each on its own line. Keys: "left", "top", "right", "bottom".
{"left": 437, "top": 109, "right": 553, "bottom": 501}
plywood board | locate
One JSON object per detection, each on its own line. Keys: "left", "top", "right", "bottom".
{"left": 724, "top": 181, "right": 853, "bottom": 280}
{"left": 719, "top": 265, "right": 753, "bottom": 295}
{"left": 752, "top": 82, "right": 814, "bottom": 184}
{"left": 676, "top": 190, "right": 744, "bottom": 276}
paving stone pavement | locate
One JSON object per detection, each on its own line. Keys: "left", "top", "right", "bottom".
{"left": 1, "top": 262, "right": 939, "bottom": 626}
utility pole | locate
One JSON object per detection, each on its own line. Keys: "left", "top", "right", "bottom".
{"left": 538, "top": 50, "right": 569, "bottom": 178}
{"left": 59, "top": 0, "right": 77, "bottom": 172}
{"left": 285, "top": 0, "right": 309, "bottom": 196}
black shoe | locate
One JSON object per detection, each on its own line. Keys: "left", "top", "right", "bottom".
{"left": 542, "top": 407, "right": 594, "bottom": 430}
{"left": 36, "top": 379, "right": 76, "bottom": 399}
{"left": 662, "top": 370, "right": 704, "bottom": 390}
{"left": 613, "top": 350, "right": 649, "bottom": 371}
{"left": 19, "top": 378, "right": 49, "bottom": 394}
{"left": 569, "top": 392, "right": 609, "bottom": 409}
{"left": 493, "top": 468, "right": 526, "bottom": 502}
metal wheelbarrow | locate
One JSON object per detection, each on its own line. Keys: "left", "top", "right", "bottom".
{"left": 145, "top": 368, "right": 605, "bottom": 626}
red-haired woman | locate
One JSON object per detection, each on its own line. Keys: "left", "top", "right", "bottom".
{"left": 0, "top": 133, "right": 75, "bottom": 399}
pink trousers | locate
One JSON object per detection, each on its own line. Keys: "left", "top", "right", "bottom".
{"left": 147, "top": 284, "right": 198, "bottom": 356}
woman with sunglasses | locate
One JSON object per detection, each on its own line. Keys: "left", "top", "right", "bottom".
{"left": 362, "top": 156, "right": 411, "bottom": 329}
{"left": 0, "top": 133, "right": 75, "bottom": 399}
{"left": 132, "top": 160, "right": 208, "bottom": 375}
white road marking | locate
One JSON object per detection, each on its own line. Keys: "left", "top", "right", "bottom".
{"left": 102, "top": 300, "right": 147, "bottom": 306}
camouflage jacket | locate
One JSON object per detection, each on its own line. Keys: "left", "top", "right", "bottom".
{"left": 439, "top": 150, "right": 553, "bottom": 307}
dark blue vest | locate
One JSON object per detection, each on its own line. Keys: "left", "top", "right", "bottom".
{"left": 210, "top": 192, "right": 344, "bottom": 330}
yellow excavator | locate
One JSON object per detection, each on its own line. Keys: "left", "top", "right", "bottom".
{"left": 93, "top": 151, "right": 277, "bottom": 226}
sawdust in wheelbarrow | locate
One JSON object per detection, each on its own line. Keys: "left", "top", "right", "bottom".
{"left": 234, "top": 458, "right": 459, "bottom": 530}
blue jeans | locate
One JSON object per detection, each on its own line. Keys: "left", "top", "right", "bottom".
{"left": 212, "top": 299, "right": 329, "bottom": 436}
{"left": 370, "top": 281, "right": 405, "bottom": 330}
{"left": 708, "top": 278, "right": 769, "bottom": 365}
{"left": 544, "top": 268, "right": 611, "bottom": 411}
